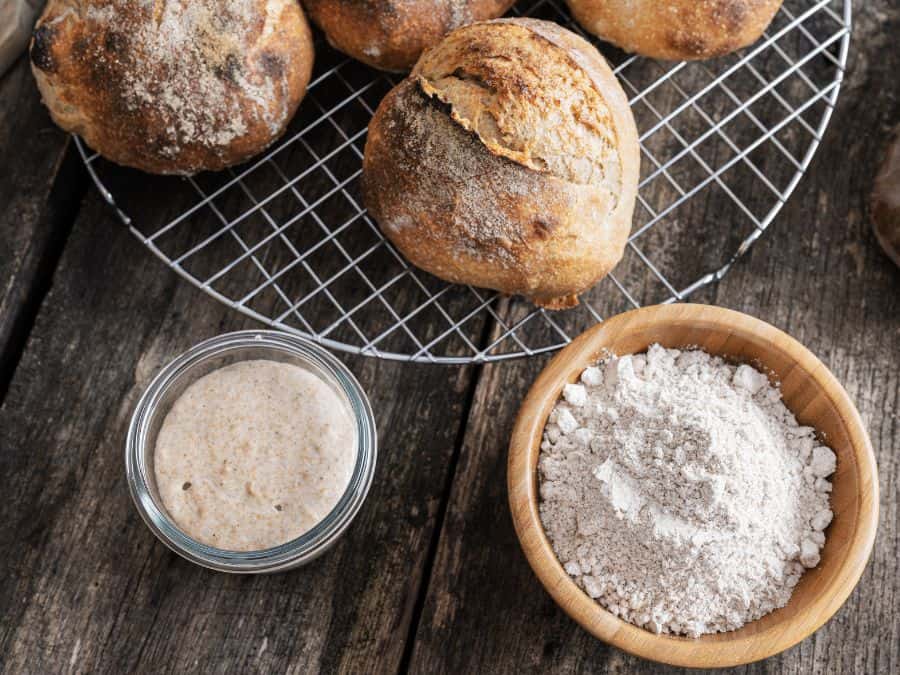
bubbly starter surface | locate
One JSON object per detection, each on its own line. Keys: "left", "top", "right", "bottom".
{"left": 154, "top": 360, "right": 356, "bottom": 551}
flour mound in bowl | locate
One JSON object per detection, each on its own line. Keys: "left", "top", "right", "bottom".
{"left": 538, "top": 344, "right": 836, "bottom": 637}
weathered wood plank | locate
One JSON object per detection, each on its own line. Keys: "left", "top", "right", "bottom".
{"left": 0, "top": 163, "right": 480, "bottom": 673}
{"left": 406, "top": 1, "right": 900, "bottom": 672}
{"left": 0, "top": 54, "right": 87, "bottom": 399}
{"left": 0, "top": 1, "right": 897, "bottom": 673}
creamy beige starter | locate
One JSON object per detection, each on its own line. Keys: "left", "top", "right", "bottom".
{"left": 154, "top": 360, "right": 356, "bottom": 551}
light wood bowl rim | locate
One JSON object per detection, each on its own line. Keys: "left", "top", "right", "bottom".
{"left": 507, "top": 304, "right": 879, "bottom": 668}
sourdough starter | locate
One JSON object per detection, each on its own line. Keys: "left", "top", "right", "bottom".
{"left": 154, "top": 360, "right": 356, "bottom": 551}
{"left": 538, "top": 345, "right": 836, "bottom": 637}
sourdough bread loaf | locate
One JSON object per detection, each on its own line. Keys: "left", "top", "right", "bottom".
{"left": 565, "top": 0, "right": 783, "bottom": 60}
{"left": 30, "top": 0, "right": 314, "bottom": 175}
{"left": 363, "top": 18, "right": 640, "bottom": 308}
{"left": 302, "top": 0, "right": 514, "bottom": 72}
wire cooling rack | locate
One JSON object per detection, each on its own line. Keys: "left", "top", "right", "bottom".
{"left": 76, "top": 0, "right": 851, "bottom": 364}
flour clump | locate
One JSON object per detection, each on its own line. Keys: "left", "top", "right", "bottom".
{"left": 538, "top": 344, "right": 836, "bottom": 637}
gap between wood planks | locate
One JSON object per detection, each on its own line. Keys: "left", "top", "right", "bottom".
{"left": 396, "top": 307, "right": 499, "bottom": 674}
{"left": 0, "top": 144, "right": 87, "bottom": 405}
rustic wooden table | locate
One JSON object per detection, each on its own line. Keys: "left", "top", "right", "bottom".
{"left": 1, "top": 3, "right": 897, "bottom": 673}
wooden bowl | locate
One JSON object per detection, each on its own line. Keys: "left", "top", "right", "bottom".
{"left": 508, "top": 304, "right": 879, "bottom": 668}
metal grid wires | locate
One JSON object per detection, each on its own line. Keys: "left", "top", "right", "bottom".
{"left": 76, "top": 0, "right": 851, "bottom": 364}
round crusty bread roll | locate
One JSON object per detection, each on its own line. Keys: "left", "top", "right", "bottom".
{"left": 30, "top": 0, "right": 314, "bottom": 175}
{"left": 362, "top": 18, "right": 640, "bottom": 309}
{"left": 566, "top": 0, "right": 783, "bottom": 60}
{"left": 302, "top": 0, "right": 514, "bottom": 72}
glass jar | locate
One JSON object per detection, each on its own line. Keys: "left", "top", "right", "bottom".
{"left": 126, "top": 330, "right": 377, "bottom": 573}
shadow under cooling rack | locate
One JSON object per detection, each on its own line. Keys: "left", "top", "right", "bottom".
{"left": 76, "top": 0, "right": 851, "bottom": 364}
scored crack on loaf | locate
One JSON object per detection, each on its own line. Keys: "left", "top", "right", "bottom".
{"left": 302, "top": 0, "right": 515, "bottom": 72}
{"left": 30, "top": 0, "right": 314, "bottom": 175}
{"left": 415, "top": 24, "right": 622, "bottom": 191}
{"left": 565, "top": 0, "right": 784, "bottom": 60}
{"left": 362, "top": 18, "right": 640, "bottom": 308}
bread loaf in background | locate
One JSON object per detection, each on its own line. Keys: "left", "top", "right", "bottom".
{"left": 566, "top": 0, "right": 783, "bottom": 60}
{"left": 302, "top": 0, "right": 514, "bottom": 72}
{"left": 30, "top": 0, "right": 314, "bottom": 175}
{"left": 363, "top": 18, "right": 640, "bottom": 309}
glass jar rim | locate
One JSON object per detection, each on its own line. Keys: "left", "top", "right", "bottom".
{"left": 125, "top": 330, "right": 377, "bottom": 573}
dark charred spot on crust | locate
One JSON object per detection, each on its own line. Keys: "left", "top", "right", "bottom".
{"left": 531, "top": 217, "right": 557, "bottom": 240}
{"left": 72, "top": 36, "right": 90, "bottom": 60}
{"left": 259, "top": 51, "right": 284, "bottom": 79}
{"left": 104, "top": 31, "right": 128, "bottom": 56}
{"left": 83, "top": 40, "right": 122, "bottom": 96}
{"left": 379, "top": 0, "right": 400, "bottom": 20}
{"left": 213, "top": 53, "right": 243, "bottom": 83}
{"left": 30, "top": 24, "right": 57, "bottom": 73}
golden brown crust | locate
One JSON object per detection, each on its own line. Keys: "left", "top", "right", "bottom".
{"left": 30, "top": 0, "right": 314, "bottom": 175}
{"left": 362, "top": 19, "right": 640, "bottom": 308}
{"left": 566, "top": 0, "right": 783, "bottom": 60}
{"left": 302, "top": 0, "right": 514, "bottom": 72}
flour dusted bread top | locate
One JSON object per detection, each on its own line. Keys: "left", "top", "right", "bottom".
{"left": 363, "top": 18, "right": 640, "bottom": 308}
{"left": 566, "top": 0, "right": 783, "bottom": 60}
{"left": 302, "top": 0, "right": 515, "bottom": 72}
{"left": 30, "top": 0, "right": 314, "bottom": 175}
{"left": 413, "top": 18, "right": 623, "bottom": 191}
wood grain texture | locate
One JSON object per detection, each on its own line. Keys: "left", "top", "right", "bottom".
{"left": 0, "top": 54, "right": 86, "bottom": 400}
{"left": 0, "top": 171, "right": 480, "bottom": 673}
{"left": 0, "top": 1, "right": 898, "bottom": 673}
{"left": 508, "top": 304, "right": 878, "bottom": 668}
{"left": 407, "top": 1, "right": 900, "bottom": 671}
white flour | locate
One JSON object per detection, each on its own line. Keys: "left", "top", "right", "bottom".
{"left": 538, "top": 344, "right": 836, "bottom": 637}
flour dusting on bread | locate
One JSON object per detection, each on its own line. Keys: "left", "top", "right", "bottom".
{"left": 378, "top": 82, "right": 532, "bottom": 264}
{"left": 95, "top": 1, "right": 278, "bottom": 156}
{"left": 31, "top": 0, "right": 313, "bottom": 174}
